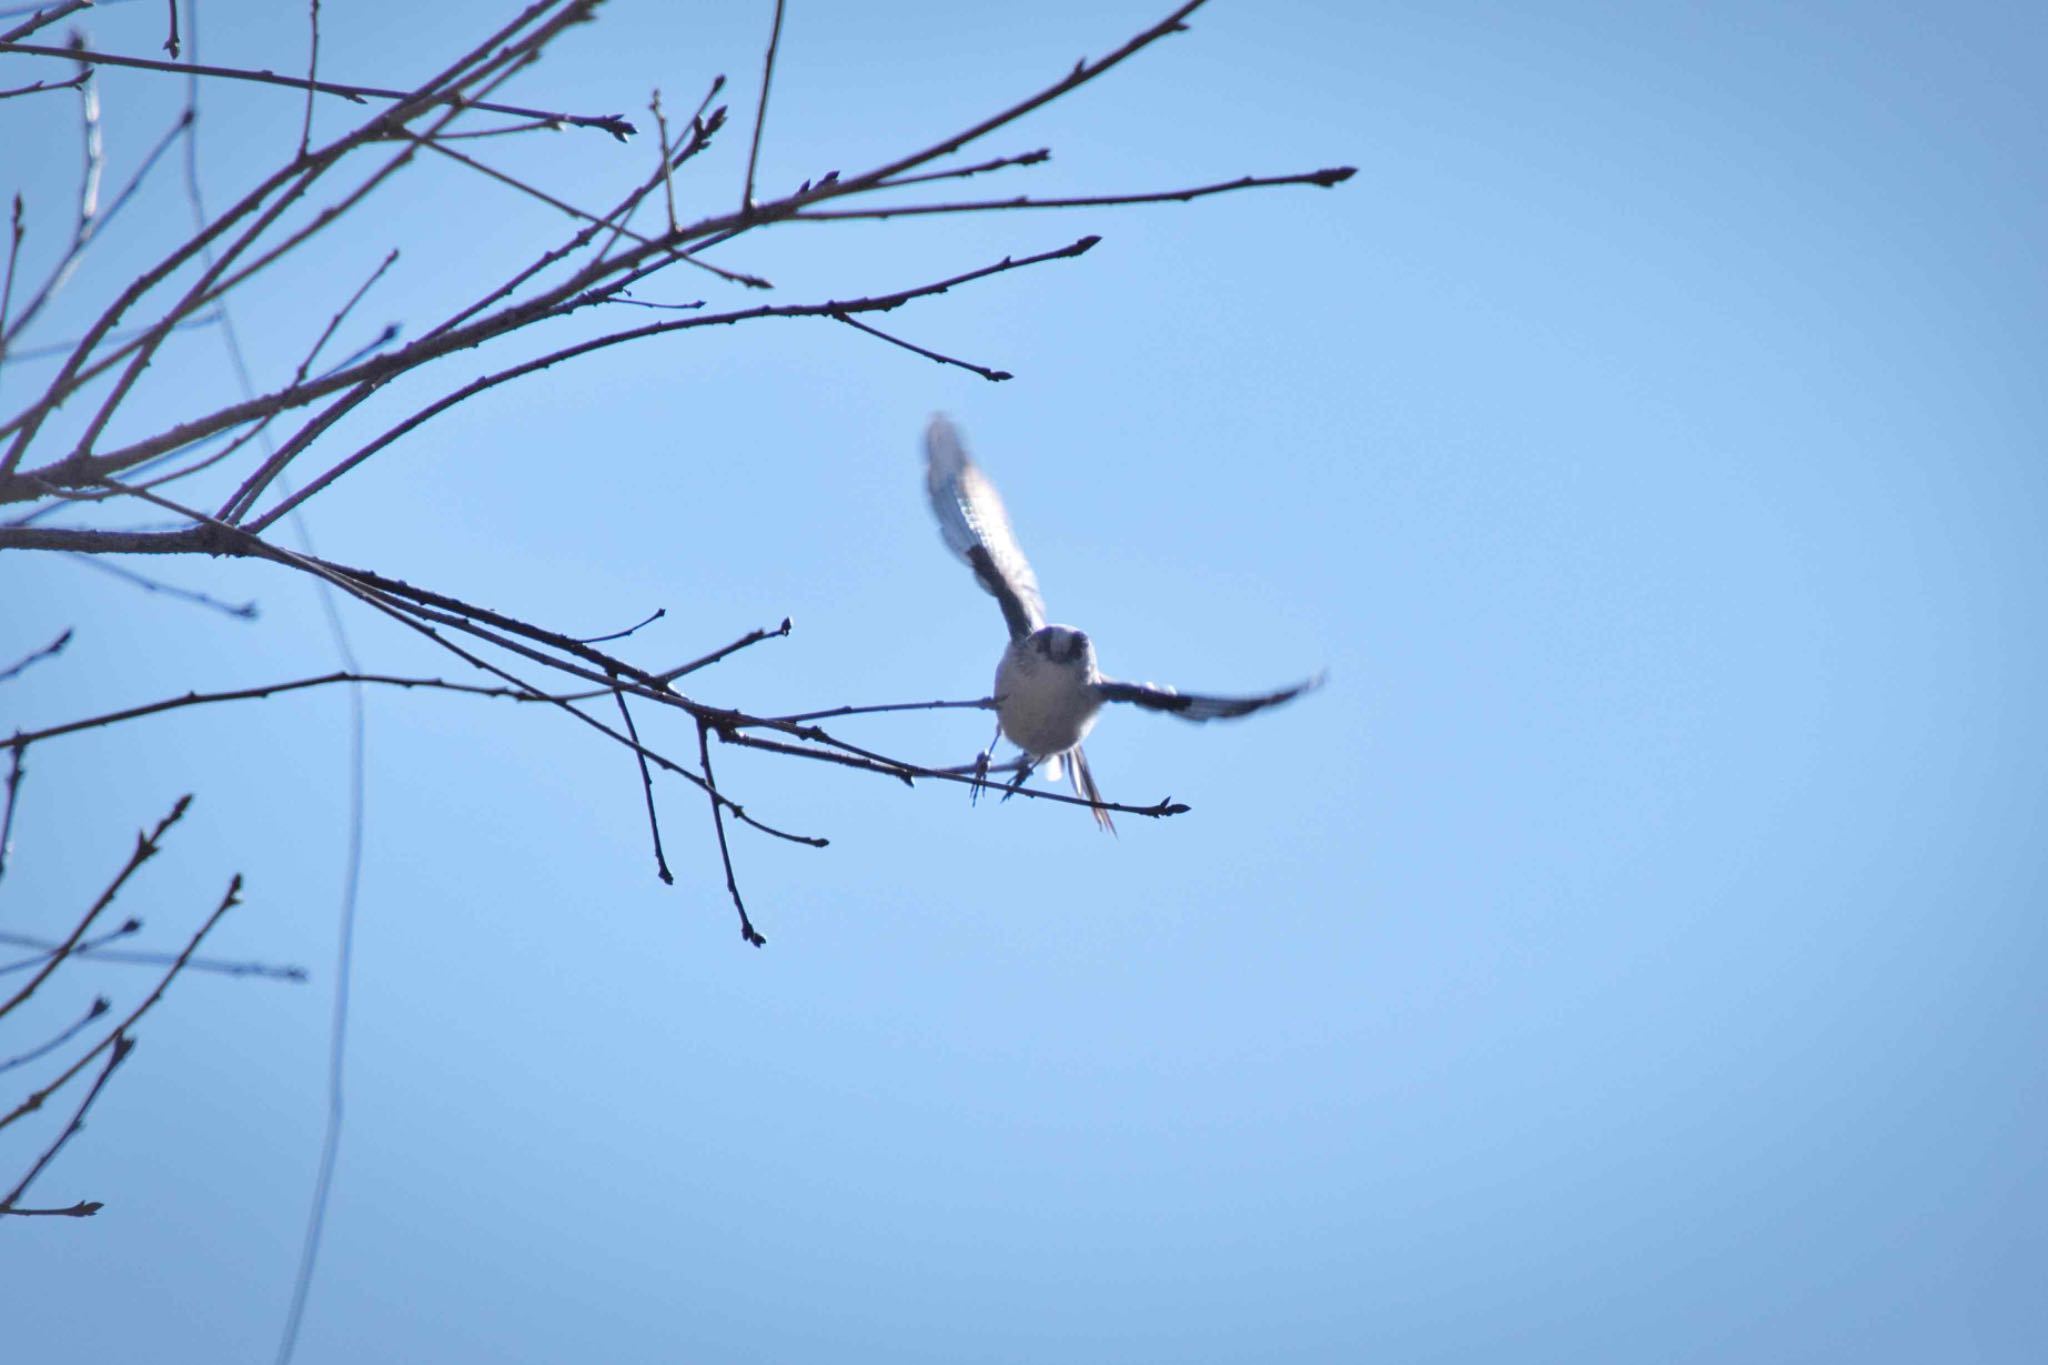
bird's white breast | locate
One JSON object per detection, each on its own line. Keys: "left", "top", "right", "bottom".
{"left": 994, "top": 627, "right": 1103, "bottom": 760}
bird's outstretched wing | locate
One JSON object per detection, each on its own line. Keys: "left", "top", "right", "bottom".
{"left": 925, "top": 414, "right": 1046, "bottom": 642}
{"left": 1095, "top": 672, "right": 1326, "bottom": 721}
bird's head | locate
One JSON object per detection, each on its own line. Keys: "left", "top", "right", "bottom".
{"left": 1027, "top": 625, "right": 1095, "bottom": 669}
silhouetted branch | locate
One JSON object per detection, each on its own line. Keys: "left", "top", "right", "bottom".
{"left": 0, "top": 1029, "right": 131, "bottom": 1217}
{"left": 0, "top": 794, "right": 191, "bottom": 1025}
{"left": 830, "top": 308, "right": 1012, "bottom": 381}
{"left": 790, "top": 168, "right": 1357, "bottom": 222}
{"left": 0, "top": 38, "right": 636, "bottom": 138}
{"left": 616, "top": 684, "right": 673, "bottom": 885}
{"left": 0, "top": 68, "right": 86, "bottom": 99}
{"left": 0, "top": 626, "right": 70, "bottom": 682}
{"left": 0, "top": 930, "right": 306, "bottom": 981}
{"left": 0, "top": 1, "right": 91, "bottom": 50}
{"left": 0, "top": 871, "right": 244, "bottom": 1137}
{"left": 740, "top": 0, "right": 785, "bottom": 209}
{"left": 698, "top": 721, "right": 764, "bottom": 946}
{"left": 0, "top": 741, "right": 23, "bottom": 883}
{"left": 64, "top": 552, "right": 258, "bottom": 618}
{"left": 0, "top": 994, "right": 106, "bottom": 1073}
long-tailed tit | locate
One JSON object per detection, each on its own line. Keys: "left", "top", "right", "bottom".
{"left": 924, "top": 414, "right": 1321, "bottom": 831}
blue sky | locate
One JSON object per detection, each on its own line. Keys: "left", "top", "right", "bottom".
{"left": 3, "top": 2, "right": 2044, "bottom": 1361}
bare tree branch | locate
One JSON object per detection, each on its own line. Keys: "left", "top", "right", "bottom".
{"left": 0, "top": 626, "right": 70, "bottom": 683}
{"left": 0, "top": 1029, "right": 131, "bottom": 1218}
{"left": 0, "top": 794, "right": 191, "bottom": 1025}
{"left": 0, "top": 37, "right": 636, "bottom": 138}
{"left": 0, "top": 871, "right": 244, "bottom": 1137}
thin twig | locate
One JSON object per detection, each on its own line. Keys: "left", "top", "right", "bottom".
{"left": 64, "top": 552, "right": 259, "bottom": 618}
{"left": 2, "top": 107, "right": 191, "bottom": 349}
{"left": 0, "top": 995, "right": 106, "bottom": 1074}
{"left": 615, "top": 683, "right": 672, "bottom": 884}
{"left": 0, "top": 0, "right": 90, "bottom": 46}
{"left": 0, "top": 871, "right": 245, "bottom": 1137}
{"left": 230, "top": 236, "right": 1102, "bottom": 531}
{"left": 2, "top": 306, "right": 223, "bottom": 367}
{"left": 717, "top": 730, "right": 1190, "bottom": 821}
{"left": 298, "top": 0, "right": 321, "bottom": 156}
{"left": 576, "top": 607, "right": 664, "bottom": 646}
{"left": 697, "top": 721, "right": 764, "bottom": 946}
{"left": 789, "top": 168, "right": 1357, "bottom": 222}
{"left": 741, "top": 0, "right": 786, "bottom": 210}
{"left": 79, "top": 479, "right": 825, "bottom": 848}
{"left": 655, "top": 617, "right": 792, "bottom": 681}
{"left": 873, "top": 148, "right": 1050, "bottom": 191}
{"left": 650, "top": 89, "right": 677, "bottom": 234}
{"left": 6, "top": 671, "right": 538, "bottom": 749}
{"left": 0, "top": 930, "right": 307, "bottom": 981}
{"left": 829, "top": 308, "right": 1011, "bottom": 381}
{"left": 0, "top": 918, "right": 141, "bottom": 976}
{"left": 0, "top": 39, "right": 638, "bottom": 138}
{"left": 0, "top": 1030, "right": 132, "bottom": 1217}
{"left": 0, "top": 742, "right": 23, "bottom": 883}
{"left": 759, "top": 696, "right": 995, "bottom": 725}
{"left": 0, "top": 194, "right": 22, "bottom": 347}
{"left": 294, "top": 250, "right": 397, "bottom": 386}
{"left": 0, "top": 68, "right": 87, "bottom": 99}
{"left": 0, "top": 627, "right": 71, "bottom": 683}
{"left": 2, "top": 1, "right": 585, "bottom": 472}
{"left": 0, "top": 794, "right": 192, "bottom": 1025}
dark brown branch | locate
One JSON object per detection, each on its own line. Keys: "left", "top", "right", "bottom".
{"left": 0, "top": 742, "right": 23, "bottom": 883}
{"left": 64, "top": 552, "right": 259, "bottom": 618}
{"left": 0, "top": 794, "right": 192, "bottom": 1025}
{"left": 717, "top": 730, "right": 1190, "bottom": 821}
{"left": 741, "top": 0, "right": 786, "bottom": 209}
{"left": 807, "top": 0, "right": 1207, "bottom": 197}
{"left": 0, "top": 193, "right": 22, "bottom": 345}
{"left": 6, "top": 671, "right": 539, "bottom": 749}
{"left": 791, "top": 167, "right": 1357, "bottom": 221}
{"left": 0, "top": 68, "right": 87, "bottom": 99}
{"left": 830, "top": 308, "right": 1011, "bottom": 381}
{"left": 874, "top": 148, "right": 1050, "bottom": 191}
{"left": 69, "top": 480, "right": 827, "bottom": 851}
{"left": 0, "top": 39, "right": 637, "bottom": 138}
{"left": 299, "top": 0, "right": 322, "bottom": 156}
{"left": 2, "top": 106, "right": 190, "bottom": 350}
{"left": 615, "top": 684, "right": 672, "bottom": 885}
{"left": 658, "top": 617, "right": 792, "bottom": 681}
{"left": 698, "top": 721, "right": 765, "bottom": 946}
{"left": 0, "top": 0, "right": 90, "bottom": 45}
{"left": 0, "top": 1030, "right": 132, "bottom": 1218}
{"left": 0, "top": 1199, "right": 102, "bottom": 1216}
{"left": 1, "top": 0, "right": 579, "bottom": 471}
{"left": 233, "top": 236, "right": 1101, "bottom": 530}
{"left": 295, "top": 248, "right": 397, "bottom": 385}
{"left": 0, "top": 871, "right": 244, "bottom": 1137}
{"left": 759, "top": 696, "right": 995, "bottom": 725}
{"left": 0, "top": 918, "right": 141, "bottom": 977}
{"left": 0, "top": 995, "right": 107, "bottom": 1074}
{"left": 576, "top": 607, "right": 665, "bottom": 646}
{"left": 0, "top": 930, "right": 307, "bottom": 981}
{"left": 0, "top": 626, "right": 71, "bottom": 683}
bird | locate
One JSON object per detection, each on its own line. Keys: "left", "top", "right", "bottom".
{"left": 923, "top": 413, "right": 1322, "bottom": 832}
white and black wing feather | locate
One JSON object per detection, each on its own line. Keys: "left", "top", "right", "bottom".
{"left": 1095, "top": 672, "right": 1325, "bottom": 722}
{"left": 925, "top": 415, "right": 1046, "bottom": 642}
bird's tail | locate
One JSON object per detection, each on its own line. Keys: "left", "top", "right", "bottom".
{"left": 1070, "top": 746, "right": 1116, "bottom": 836}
